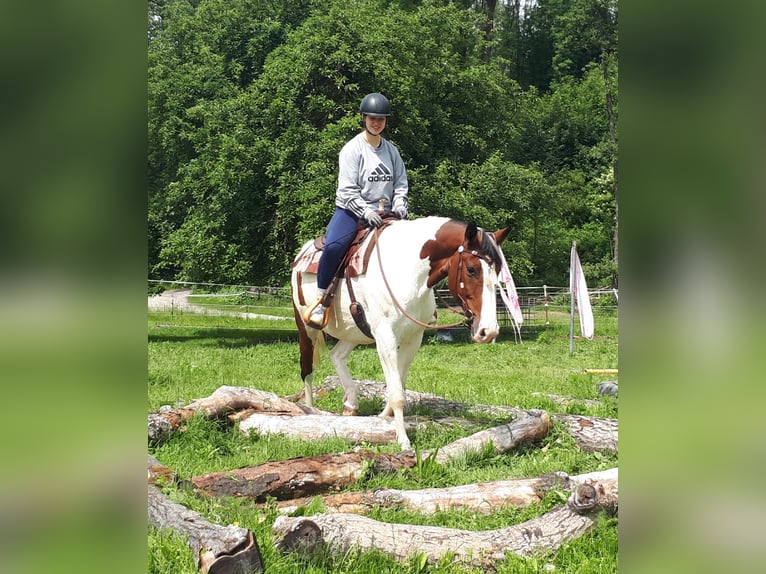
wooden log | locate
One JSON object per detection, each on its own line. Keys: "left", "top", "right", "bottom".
{"left": 431, "top": 409, "right": 551, "bottom": 464}
{"left": 552, "top": 413, "right": 618, "bottom": 452}
{"left": 583, "top": 368, "right": 618, "bottom": 375}
{"left": 149, "top": 385, "right": 331, "bottom": 444}
{"left": 311, "top": 379, "right": 616, "bottom": 453}
{"left": 188, "top": 451, "right": 419, "bottom": 501}
{"left": 148, "top": 485, "right": 264, "bottom": 573}
{"left": 270, "top": 468, "right": 616, "bottom": 515}
{"left": 273, "top": 473, "right": 618, "bottom": 568}
{"left": 192, "top": 411, "right": 551, "bottom": 501}
{"left": 304, "top": 377, "right": 526, "bottom": 420}
{"left": 237, "top": 413, "right": 419, "bottom": 445}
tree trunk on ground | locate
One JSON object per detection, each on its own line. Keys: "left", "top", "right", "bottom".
{"left": 149, "top": 487, "right": 264, "bottom": 573}
{"left": 430, "top": 410, "right": 550, "bottom": 464}
{"left": 294, "top": 377, "right": 527, "bottom": 419}
{"left": 149, "top": 385, "right": 330, "bottom": 444}
{"left": 270, "top": 468, "right": 617, "bottom": 515}
{"left": 552, "top": 413, "right": 618, "bottom": 452}
{"left": 190, "top": 411, "right": 551, "bottom": 501}
{"left": 273, "top": 474, "right": 617, "bottom": 568}
{"left": 307, "top": 378, "right": 616, "bottom": 453}
{"left": 237, "top": 413, "right": 418, "bottom": 444}
{"left": 187, "top": 451, "right": 420, "bottom": 501}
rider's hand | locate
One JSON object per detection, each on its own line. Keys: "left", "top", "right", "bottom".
{"left": 364, "top": 210, "right": 383, "bottom": 228}
{"left": 393, "top": 206, "right": 408, "bottom": 219}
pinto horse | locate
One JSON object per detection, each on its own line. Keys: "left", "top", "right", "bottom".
{"left": 291, "top": 216, "right": 510, "bottom": 450}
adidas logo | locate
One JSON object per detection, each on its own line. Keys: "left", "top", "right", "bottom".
{"left": 368, "top": 163, "right": 393, "bottom": 182}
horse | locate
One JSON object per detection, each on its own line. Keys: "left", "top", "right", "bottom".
{"left": 291, "top": 216, "right": 510, "bottom": 450}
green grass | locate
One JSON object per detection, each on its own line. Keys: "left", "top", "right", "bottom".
{"left": 148, "top": 309, "right": 617, "bottom": 573}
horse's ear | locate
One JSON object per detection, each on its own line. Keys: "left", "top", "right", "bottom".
{"left": 493, "top": 226, "right": 511, "bottom": 246}
{"left": 465, "top": 223, "right": 478, "bottom": 243}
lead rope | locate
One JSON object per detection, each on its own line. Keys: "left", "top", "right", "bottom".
{"left": 373, "top": 227, "right": 468, "bottom": 331}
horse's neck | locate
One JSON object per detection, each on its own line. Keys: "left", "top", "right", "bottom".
{"left": 375, "top": 217, "right": 458, "bottom": 288}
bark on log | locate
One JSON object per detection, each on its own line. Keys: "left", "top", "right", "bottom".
{"left": 191, "top": 412, "right": 551, "bottom": 501}
{"left": 192, "top": 411, "right": 550, "bottom": 501}
{"left": 148, "top": 485, "right": 264, "bottom": 573}
{"left": 552, "top": 413, "right": 618, "bottom": 452}
{"left": 237, "top": 413, "right": 419, "bottom": 445}
{"left": 149, "top": 385, "right": 331, "bottom": 444}
{"left": 187, "top": 451, "right": 420, "bottom": 501}
{"left": 311, "top": 378, "right": 618, "bottom": 453}
{"left": 431, "top": 410, "right": 551, "bottom": 464}
{"left": 270, "top": 468, "right": 616, "bottom": 515}
{"left": 273, "top": 473, "right": 618, "bottom": 568}
{"left": 301, "top": 377, "right": 527, "bottom": 419}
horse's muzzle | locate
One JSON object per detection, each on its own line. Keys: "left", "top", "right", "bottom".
{"left": 473, "top": 323, "right": 499, "bottom": 343}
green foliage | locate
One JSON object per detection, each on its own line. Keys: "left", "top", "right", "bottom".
{"left": 148, "top": 0, "right": 619, "bottom": 285}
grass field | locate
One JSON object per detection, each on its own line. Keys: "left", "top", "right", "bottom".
{"left": 148, "top": 307, "right": 618, "bottom": 573}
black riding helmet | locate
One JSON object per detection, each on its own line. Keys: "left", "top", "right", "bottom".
{"left": 359, "top": 92, "right": 391, "bottom": 118}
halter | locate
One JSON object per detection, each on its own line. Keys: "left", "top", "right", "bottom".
{"left": 448, "top": 243, "right": 497, "bottom": 325}
{"left": 374, "top": 227, "right": 493, "bottom": 330}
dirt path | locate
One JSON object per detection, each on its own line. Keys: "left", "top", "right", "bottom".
{"left": 148, "top": 289, "right": 290, "bottom": 320}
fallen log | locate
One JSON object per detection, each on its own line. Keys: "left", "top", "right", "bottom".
{"left": 149, "top": 486, "right": 264, "bottom": 573}
{"left": 188, "top": 450, "right": 420, "bottom": 501}
{"left": 149, "top": 385, "right": 331, "bottom": 444}
{"left": 237, "top": 413, "right": 418, "bottom": 444}
{"left": 552, "top": 413, "right": 618, "bottom": 452}
{"left": 190, "top": 411, "right": 551, "bottom": 501}
{"left": 431, "top": 410, "right": 551, "bottom": 464}
{"left": 306, "top": 378, "right": 616, "bottom": 453}
{"left": 296, "top": 377, "right": 527, "bottom": 420}
{"left": 270, "top": 468, "right": 616, "bottom": 515}
{"left": 273, "top": 472, "right": 618, "bottom": 568}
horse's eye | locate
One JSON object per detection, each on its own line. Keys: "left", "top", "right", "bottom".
{"left": 466, "top": 265, "right": 477, "bottom": 277}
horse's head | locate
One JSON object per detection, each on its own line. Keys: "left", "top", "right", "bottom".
{"left": 422, "top": 221, "right": 511, "bottom": 343}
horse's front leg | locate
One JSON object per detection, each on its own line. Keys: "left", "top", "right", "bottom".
{"left": 328, "top": 340, "right": 359, "bottom": 416}
{"left": 376, "top": 330, "right": 423, "bottom": 451}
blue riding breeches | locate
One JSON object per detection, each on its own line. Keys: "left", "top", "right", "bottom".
{"left": 316, "top": 207, "right": 361, "bottom": 290}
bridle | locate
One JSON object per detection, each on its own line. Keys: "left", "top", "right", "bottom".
{"left": 373, "top": 226, "right": 494, "bottom": 331}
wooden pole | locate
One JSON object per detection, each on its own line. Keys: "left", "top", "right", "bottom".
{"left": 569, "top": 241, "right": 575, "bottom": 354}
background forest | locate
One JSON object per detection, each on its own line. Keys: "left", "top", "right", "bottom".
{"left": 148, "top": 0, "right": 618, "bottom": 288}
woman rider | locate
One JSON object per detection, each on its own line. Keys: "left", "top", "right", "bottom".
{"left": 304, "top": 92, "right": 409, "bottom": 328}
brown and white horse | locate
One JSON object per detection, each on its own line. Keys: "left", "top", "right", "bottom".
{"left": 291, "top": 216, "right": 510, "bottom": 450}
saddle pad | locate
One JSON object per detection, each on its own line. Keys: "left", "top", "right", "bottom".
{"left": 292, "top": 231, "right": 377, "bottom": 278}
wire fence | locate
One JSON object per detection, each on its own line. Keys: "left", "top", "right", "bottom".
{"left": 148, "top": 279, "right": 618, "bottom": 333}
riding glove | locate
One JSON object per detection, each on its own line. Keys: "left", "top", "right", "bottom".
{"left": 364, "top": 210, "right": 384, "bottom": 228}
{"left": 393, "top": 206, "right": 408, "bottom": 219}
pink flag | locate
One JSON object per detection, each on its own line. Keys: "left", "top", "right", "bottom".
{"left": 496, "top": 247, "right": 523, "bottom": 333}
{"left": 570, "top": 243, "right": 594, "bottom": 339}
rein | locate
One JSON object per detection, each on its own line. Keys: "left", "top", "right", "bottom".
{"left": 373, "top": 227, "right": 474, "bottom": 331}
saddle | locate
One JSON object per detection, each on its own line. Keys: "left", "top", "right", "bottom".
{"left": 293, "top": 215, "right": 399, "bottom": 337}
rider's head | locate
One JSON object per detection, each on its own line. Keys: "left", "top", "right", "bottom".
{"left": 360, "top": 92, "right": 391, "bottom": 134}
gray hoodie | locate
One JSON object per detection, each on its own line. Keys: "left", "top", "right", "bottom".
{"left": 335, "top": 132, "right": 408, "bottom": 218}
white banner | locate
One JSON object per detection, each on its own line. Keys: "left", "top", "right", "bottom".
{"left": 570, "top": 243, "right": 594, "bottom": 339}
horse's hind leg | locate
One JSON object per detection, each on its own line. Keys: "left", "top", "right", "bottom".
{"left": 328, "top": 339, "right": 359, "bottom": 416}
{"left": 294, "top": 302, "right": 318, "bottom": 407}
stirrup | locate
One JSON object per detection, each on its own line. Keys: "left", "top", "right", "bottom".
{"left": 303, "top": 298, "right": 330, "bottom": 329}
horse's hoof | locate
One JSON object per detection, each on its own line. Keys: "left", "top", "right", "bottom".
{"left": 342, "top": 405, "right": 359, "bottom": 416}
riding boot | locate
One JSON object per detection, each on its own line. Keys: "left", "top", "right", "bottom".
{"left": 304, "top": 288, "right": 330, "bottom": 329}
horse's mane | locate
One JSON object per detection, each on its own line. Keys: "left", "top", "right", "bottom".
{"left": 479, "top": 227, "right": 504, "bottom": 271}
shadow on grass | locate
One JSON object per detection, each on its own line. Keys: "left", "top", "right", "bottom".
{"left": 148, "top": 326, "right": 300, "bottom": 346}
